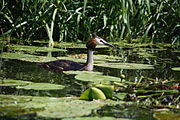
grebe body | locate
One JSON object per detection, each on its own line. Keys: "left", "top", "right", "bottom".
{"left": 38, "top": 33, "right": 113, "bottom": 71}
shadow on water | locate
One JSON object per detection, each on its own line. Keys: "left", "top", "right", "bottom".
{"left": 0, "top": 46, "right": 180, "bottom": 120}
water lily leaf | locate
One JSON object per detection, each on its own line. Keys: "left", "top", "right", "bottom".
{"left": 9, "top": 45, "right": 66, "bottom": 53}
{"left": 171, "top": 67, "right": 180, "bottom": 71}
{"left": 95, "top": 63, "right": 154, "bottom": 70}
{"left": 1, "top": 52, "right": 58, "bottom": 62}
{"left": 134, "top": 89, "right": 179, "bottom": 93}
{"left": 16, "top": 83, "right": 65, "bottom": 90}
{"left": 56, "top": 42, "right": 110, "bottom": 49}
{"left": 65, "top": 54, "right": 121, "bottom": 64}
{"left": 0, "top": 95, "right": 124, "bottom": 118}
{"left": 114, "top": 93, "right": 127, "bottom": 100}
{"left": 94, "top": 55, "right": 122, "bottom": 63}
{"left": 154, "top": 112, "right": 180, "bottom": 120}
{"left": 64, "top": 71, "right": 103, "bottom": 75}
{"left": 95, "top": 84, "right": 114, "bottom": 98}
{"left": 0, "top": 79, "right": 32, "bottom": 87}
{"left": 75, "top": 72, "right": 121, "bottom": 82}
{"left": 63, "top": 117, "right": 131, "bottom": 120}
{"left": 80, "top": 87, "right": 106, "bottom": 100}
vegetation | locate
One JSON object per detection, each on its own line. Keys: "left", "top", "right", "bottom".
{"left": 0, "top": 0, "right": 180, "bottom": 44}
{"left": 0, "top": 1, "right": 180, "bottom": 119}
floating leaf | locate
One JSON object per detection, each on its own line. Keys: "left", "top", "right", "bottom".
{"left": 171, "top": 67, "right": 180, "bottom": 71}
{"left": 94, "top": 55, "right": 122, "bottom": 63}
{"left": 134, "top": 89, "right": 179, "bottom": 93}
{"left": 9, "top": 45, "right": 66, "bottom": 53}
{"left": 56, "top": 42, "right": 110, "bottom": 49}
{"left": 114, "top": 93, "right": 127, "bottom": 100}
{"left": 95, "top": 63, "right": 154, "bottom": 70}
{"left": 75, "top": 72, "right": 121, "bottom": 82}
{"left": 0, "top": 95, "right": 121, "bottom": 118}
{"left": 154, "top": 112, "right": 180, "bottom": 120}
{"left": 0, "top": 79, "right": 32, "bottom": 87}
{"left": 1, "top": 52, "right": 57, "bottom": 62}
{"left": 66, "top": 54, "right": 121, "bottom": 64}
{"left": 95, "top": 84, "right": 114, "bottom": 98}
{"left": 80, "top": 87, "right": 106, "bottom": 100}
{"left": 63, "top": 117, "right": 131, "bottom": 120}
{"left": 16, "top": 83, "right": 65, "bottom": 90}
{"left": 64, "top": 71, "right": 103, "bottom": 75}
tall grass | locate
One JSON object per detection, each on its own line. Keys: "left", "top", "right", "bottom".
{"left": 0, "top": 0, "right": 180, "bottom": 44}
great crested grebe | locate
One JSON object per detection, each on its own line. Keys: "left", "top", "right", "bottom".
{"left": 38, "top": 33, "right": 113, "bottom": 71}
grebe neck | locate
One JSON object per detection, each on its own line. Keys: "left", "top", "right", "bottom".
{"left": 85, "top": 50, "right": 94, "bottom": 71}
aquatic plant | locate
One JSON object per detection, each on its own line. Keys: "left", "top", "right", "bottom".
{"left": 0, "top": 0, "right": 180, "bottom": 44}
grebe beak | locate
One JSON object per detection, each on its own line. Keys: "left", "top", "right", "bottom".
{"left": 103, "top": 42, "right": 114, "bottom": 47}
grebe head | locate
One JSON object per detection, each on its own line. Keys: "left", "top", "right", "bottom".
{"left": 86, "top": 33, "right": 114, "bottom": 50}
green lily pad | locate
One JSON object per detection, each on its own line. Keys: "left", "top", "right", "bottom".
{"left": 1, "top": 52, "right": 58, "bottom": 62}
{"left": 94, "top": 55, "right": 122, "bottom": 63}
{"left": 95, "top": 63, "right": 154, "bottom": 70}
{"left": 95, "top": 84, "right": 114, "bottom": 98}
{"left": 2, "top": 52, "right": 118, "bottom": 64}
{"left": 171, "top": 67, "right": 180, "bottom": 71}
{"left": 9, "top": 45, "right": 66, "bottom": 53}
{"left": 75, "top": 72, "right": 121, "bottom": 82}
{"left": 80, "top": 87, "right": 106, "bottom": 100}
{"left": 63, "top": 117, "right": 131, "bottom": 120}
{"left": 0, "top": 95, "right": 121, "bottom": 118}
{"left": 56, "top": 42, "right": 111, "bottom": 49}
{"left": 16, "top": 83, "right": 65, "bottom": 90}
{"left": 0, "top": 79, "right": 32, "bottom": 87}
{"left": 64, "top": 71, "right": 103, "bottom": 75}
{"left": 65, "top": 54, "right": 120, "bottom": 64}
{"left": 134, "top": 89, "right": 179, "bottom": 93}
{"left": 56, "top": 42, "right": 85, "bottom": 48}
{"left": 153, "top": 112, "right": 180, "bottom": 120}
{"left": 0, "top": 79, "right": 64, "bottom": 90}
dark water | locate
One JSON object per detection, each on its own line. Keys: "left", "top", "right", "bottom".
{"left": 0, "top": 47, "right": 180, "bottom": 120}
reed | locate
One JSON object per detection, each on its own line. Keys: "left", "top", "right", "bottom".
{"left": 0, "top": 0, "right": 179, "bottom": 44}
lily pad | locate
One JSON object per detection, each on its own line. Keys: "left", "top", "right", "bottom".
{"left": 0, "top": 79, "right": 32, "bottom": 87}
{"left": 171, "top": 67, "right": 180, "bottom": 71}
{"left": 16, "top": 83, "right": 65, "bottom": 90}
{"left": 9, "top": 45, "right": 66, "bottom": 53}
{"left": 56, "top": 42, "right": 111, "bottom": 49}
{"left": 75, "top": 72, "right": 121, "bottom": 82}
{"left": 64, "top": 54, "right": 120, "bottom": 64}
{"left": 80, "top": 87, "right": 106, "bottom": 100}
{"left": 95, "top": 63, "right": 154, "bottom": 70}
{"left": 95, "top": 84, "right": 114, "bottom": 98}
{"left": 1, "top": 52, "right": 58, "bottom": 62}
{"left": 153, "top": 112, "right": 180, "bottom": 120}
{"left": 63, "top": 117, "right": 131, "bottom": 120}
{"left": 0, "top": 79, "right": 65, "bottom": 90}
{"left": 0, "top": 95, "right": 121, "bottom": 118}
{"left": 64, "top": 71, "right": 103, "bottom": 75}
{"left": 134, "top": 89, "right": 179, "bottom": 94}
{"left": 68, "top": 54, "right": 121, "bottom": 63}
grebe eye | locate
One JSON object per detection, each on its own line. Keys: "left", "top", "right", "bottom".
{"left": 100, "top": 40, "right": 104, "bottom": 43}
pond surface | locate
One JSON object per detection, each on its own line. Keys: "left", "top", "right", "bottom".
{"left": 0, "top": 43, "right": 180, "bottom": 120}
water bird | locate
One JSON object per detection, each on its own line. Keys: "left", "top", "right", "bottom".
{"left": 38, "top": 33, "right": 113, "bottom": 71}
